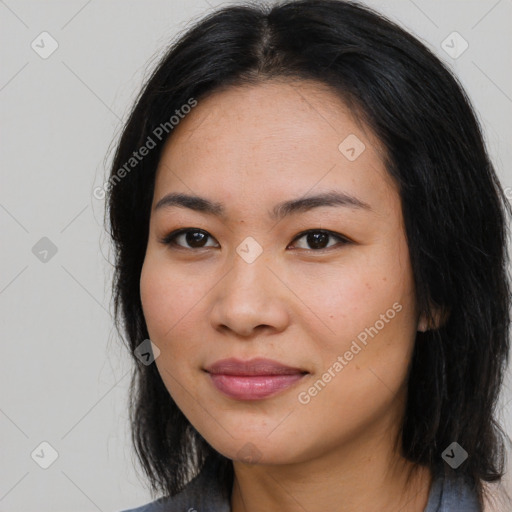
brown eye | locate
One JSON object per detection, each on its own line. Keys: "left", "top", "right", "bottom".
{"left": 160, "top": 228, "right": 350, "bottom": 252}
{"left": 161, "top": 229, "right": 219, "bottom": 249}
{"left": 290, "top": 230, "right": 350, "bottom": 250}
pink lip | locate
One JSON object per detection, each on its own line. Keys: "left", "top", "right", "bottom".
{"left": 205, "top": 358, "right": 308, "bottom": 400}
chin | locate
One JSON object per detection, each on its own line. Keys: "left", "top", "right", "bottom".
{"left": 202, "top": 431, "right": 310, "bottom": 467}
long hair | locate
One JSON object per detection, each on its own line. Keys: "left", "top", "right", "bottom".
{"left": 105, "top": 1, "right": 511, "bottom": 508}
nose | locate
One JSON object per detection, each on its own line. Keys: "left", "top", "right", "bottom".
{"left": 209, "top": 251, "right": 290, "bottom": 338}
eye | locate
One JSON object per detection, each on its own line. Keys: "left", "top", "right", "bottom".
{"left": 160, "top": 228, "right": 351, "bottom": 251}
{"left": 160, "top": 228, "right": 219, "bottom": 249}
{"left": 288, "top": 229, "right": 351, "bottom": 251}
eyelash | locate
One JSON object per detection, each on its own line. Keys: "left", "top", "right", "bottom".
{"left": 159, "top": 228, "right": 352, "bottom": 252}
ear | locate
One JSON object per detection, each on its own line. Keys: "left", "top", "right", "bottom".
{"left": 417, "top": 305, "right": 449, "bottom": 332}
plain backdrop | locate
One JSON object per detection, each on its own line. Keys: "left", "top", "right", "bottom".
{"left": 1, "top": 1, "right": 511, "bottom": 511}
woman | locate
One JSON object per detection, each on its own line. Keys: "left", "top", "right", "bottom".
{"left": 106, "top": 1, "right": 512, "bottom": 510}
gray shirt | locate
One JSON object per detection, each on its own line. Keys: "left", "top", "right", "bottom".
{"left": 120, "top": 456, "right": 480, "bottom": 512}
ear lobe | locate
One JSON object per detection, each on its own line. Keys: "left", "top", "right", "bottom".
{"left": 417, "top": 314, "right": 429, "bottom": 332}
{"left": 417, "top": 305, "right": 449, "bottom": 332}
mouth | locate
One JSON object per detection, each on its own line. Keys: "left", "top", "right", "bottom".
{"left": 204, "top": 357, "right": 309, "bottom": 400}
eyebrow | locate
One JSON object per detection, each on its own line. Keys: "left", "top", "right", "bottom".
{"left": 154, "top": 190, "right": 371, "bottom": 221}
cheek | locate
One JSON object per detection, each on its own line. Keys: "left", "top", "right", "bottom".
{"left": 293, "top": 271, "right": 416, "bottom": 444}
{"left": 139, "top": 257, "right": 206, "bottom": 400}
{"left": 303, "top": 262, "right": 413, "bottom": 349}
{"left": 298, "top": 239, "right": 418, "bottom": 400}
{"left": 140, "top": 256, "right": 202, "bottom": 337}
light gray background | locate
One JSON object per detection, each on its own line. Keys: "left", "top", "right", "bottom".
{"left": 1, "top": 1, "right": 511, "bottom": 511}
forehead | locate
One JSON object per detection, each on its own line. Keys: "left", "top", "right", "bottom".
{"left": 153, "top": 80, "right": 396, "bottom": 213}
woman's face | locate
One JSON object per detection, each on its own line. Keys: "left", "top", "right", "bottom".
{"left": 140, "top": 80, "right": 421, "bottom": 465}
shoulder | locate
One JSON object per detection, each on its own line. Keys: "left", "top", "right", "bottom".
{"left": 426, "top": 467, "right": 481, "bottom": 512}
{"left": 119, "top": 495, "right": 172, "bottom": 512}
{"left": 119, "top": 456, "right": 231, "bottom": 512}
{"left": 482, "top": 435, "right": 512, "bottom": 512}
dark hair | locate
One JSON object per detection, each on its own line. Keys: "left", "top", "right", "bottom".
{"left": 106, "top": 0, "right": 511, "bottom": 508}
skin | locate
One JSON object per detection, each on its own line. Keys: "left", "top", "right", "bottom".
{"left": 140, "top": 80, "right": 433, "bottom": 512}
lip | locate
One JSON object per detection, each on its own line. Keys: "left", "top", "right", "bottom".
{"left": 204, "top": 358, "right": 308, "bottom": 400}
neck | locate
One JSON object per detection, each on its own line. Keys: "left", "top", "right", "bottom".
{"left": 230, "top": 420, "right": 432, "bottom": 512}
